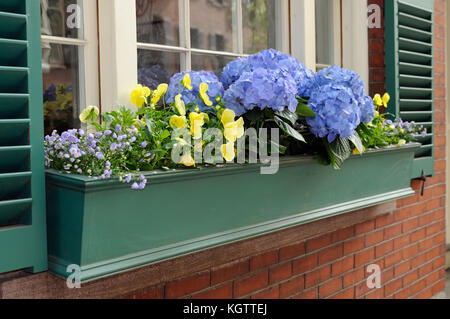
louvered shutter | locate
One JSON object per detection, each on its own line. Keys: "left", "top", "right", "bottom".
{"left": 0, "top": 0, "right": 47, "bottom": 273}
{"left": 385, "top": 0, "right": 435, "bottom": 179}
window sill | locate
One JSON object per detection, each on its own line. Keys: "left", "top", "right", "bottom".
{"left": 45, "top": 143, "right": 420, "bottom": 282}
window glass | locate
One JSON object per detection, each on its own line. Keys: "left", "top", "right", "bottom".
{"left": 191, "top": 53, "right": 235, "bottom": 78}
{"left": 136, "top": 0, "right": 180, "bottom": 46}
{"left": 41, "top": 0, "right": 84, "bottom": 135}
{"left": 190, "top": 0, "right": 235, "bottom": 53}
{"left": 242, "top": 0, "right": 276, "bottom": 54}
{"left": 138, "top": 49, "right": 180, "bottom": 89}
{"left": 315, "top": 0, "right": 339, "bottom": 66}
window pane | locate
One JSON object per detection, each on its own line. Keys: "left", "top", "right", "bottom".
{"left": 42, "top": 44, "right": 82, "bottom": 135}
{"left": 191, "top": 53, "right": 236, "bottom": 78}
{"left": 315, "top": 0, "right": 337, "bottom": 66}
{"left": 41, "top": 0, "right": 83, "bottom": 39}
{"left": 136, "top": 0, "right": 180, "bottom": 46}
{"left": 138, "top": 49, "right": 180, "bottom": 88}
{"left": 190, "top": 0, "right": 236, "bottom": 53}
{"left": 242, "top": 0, "right": 276, "bottom": 54}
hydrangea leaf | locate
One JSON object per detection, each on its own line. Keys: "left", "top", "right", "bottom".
{"left": 274, "top": 116, "right": 306, "bottom": 143}
{"left": 296, "top": 103, "right": 315, "bottom": 118}
{"left": 325, "top": 137, "right": 352, "bottom": 170}
{"left": 274, "top": 110, "right": 299, "bottom": 125}
{"left": 348, "top": 133, "right": 364, "bottom": 154}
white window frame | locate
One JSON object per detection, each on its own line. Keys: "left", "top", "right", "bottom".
{"left": 41, "top": 0, "right": 100, "bottom": 112}
{"left": 290, "top": 0, "right": 369, "bottom": 88}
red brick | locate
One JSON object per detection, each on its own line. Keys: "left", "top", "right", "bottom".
{"left": 344, "top": 237, "right": 364, "bottom": 254}
{"left": 419, "top": 238, "right": 434, "bottom": 252}
{"left": 355, "top": 220, "right": 375, "bottom": 235}
{"left": 279, "top": 275, "right": 305, "bottom": 298}
{"left": 133, "top": 286, "right": 164, "bottom": 299}
{"left": 331, "top": 256, "right": 354, "bottom": 277}
{"left": 418, "top": 262, "right": 433, "bottom": 278}
{"left": 192, "top": 283, "right": 233, "bottom": 299}
{"left": 305, "top": 265, "right": 331, "bottom": 288}
{"left": 384, "top": 278, "right": 403, "bottom": 297}
{"left": 365, "top": 288, "right": 384, "bottom": 299}
{"left": 425, "top": 270, "right": 440, "bottom": 287}
{"left": 375, "top": 241, "right": 394, "bottom": 258}
{"left": 165, "top": 271, "right": 210, "bottom": 299}
{"left": 402, "top": 218, "right": 419, "bottom": 233}
{"left": 403, "top": 244, "right": 419, "bottom": 261}
{"left": 426, "top": 222, "right": 442, "bottom": 237}
{"left": 233, "top": 270, "right": 268, "bottom": 298}
{"left": 343, "top": 268, "right": 365, "bottom": 288}
{"left": 250, "top": 251, "right": 278, "bottom": 271}
{"left": 291, "top": 288, "right": 317, "bottom": 299}
{"left": 431, "top": 279, "right": 446, "bottom": 296}
{"left": 410, "top": 203, "right": 426, "bottom": 217}
{"left": 365, "top": 230, "right": 384, "bottom": 247}
{"left": 211, "top": 259, "right": 249, "bottom": 285}
{"left": 319, "top": 278, "right": 342, "bottom": 298}
{"left": 384, "top": 224, "right": 402, "bottom": 240}
{"left": 269, "top": 262, "right": 292, "bottom": 284}
{"left": 394, "top": 261, "right": 411, "bottom": 277}
{"left": 292, "top": 254, "right": 317, "bottom": 275}
{"left": 251, "top": 286, "right": 279, "bottom": 299}
{"left": 393, "top": 234, "right": 410, "bottom": 250}
{"left": 279, "top": 242, "right": 305, "bottom": 261}
{"left": 409, "top": 279, "right": 426, "bottom": 296}
{"left": 355, "top": 248, "right": 375, "bottom": 267}
{"left": 393, "top": 288, "right": 409, "bottom": 299}
{"left": 332, "top": 226, "right": 355, "bottom": 243}
{"left": 414, "top": 287, "right": 433, "bottom": 299}
{"left": 403, "top": 270, "right": 419, "bottom": 286}
{"left": 318, "top": 244, "right": 343, "bottom": 265}
{"left": 410, "top": 228, "right": 426, "bottom": 243}
{"left": 306, "top": 234, "right": 331, "bottom": 252}
{"left": 384, "top": 251, "right": 403, "bottom": 268}
{"left": 375, "top": 213, "right": 394, "bottom": 228}
{"left": 355, "top": 280, "right": 372, "bottom": 298}
{"left": 329, "top": 287, "right": 355, "bottom": 299}
{"left": 432, "top": 256, "right": 445, "bottom": 270}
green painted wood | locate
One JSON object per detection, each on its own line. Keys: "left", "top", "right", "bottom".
{"left": 0, "top": 0, "right": 47, "bottom": 274}
{"left": 46, "top": 144, "right": 419, "bottom": 282}
{"left": 385, "top": 0, "right": 435, "bottom": 179}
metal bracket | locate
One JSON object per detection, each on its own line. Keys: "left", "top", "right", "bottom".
{"left": 420, "top": 170, "right": 427, "bottom": 197}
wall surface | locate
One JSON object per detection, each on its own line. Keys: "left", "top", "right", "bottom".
{"left": 0, "top": 0, "right": 447, "bottom": 299}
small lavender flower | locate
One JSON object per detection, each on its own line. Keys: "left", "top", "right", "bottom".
{"left": 115, "top": 124, "right": 121, "bottom": 133}
{"left": 141, "top": 141, "right": 147, "bottom": 148}
{"left": 104, "top": 130, "right": 112, "bottom": 136}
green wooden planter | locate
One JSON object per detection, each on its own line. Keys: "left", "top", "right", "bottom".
{"left": 46, "top": 144, "right": 419, "bottom": 282}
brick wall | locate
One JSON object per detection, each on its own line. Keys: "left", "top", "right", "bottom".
{"left": 368, "top": 0, "right": 386, "bottom": 96}
{"left": 0, "top": 0, "right": 446, "bottom": 300}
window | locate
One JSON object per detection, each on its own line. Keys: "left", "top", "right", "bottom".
{"left": 40, "top": 0, "right": 98, "bottom": 134}
{"left": 315, "top": 0, "right": 342, "bottom": 70}
{"left": 135, "top": 0, "right": 285, "bottom": 88}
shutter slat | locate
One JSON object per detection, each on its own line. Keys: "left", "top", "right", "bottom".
{"left": 386, "top": 0, "right": 434, "bottom": 179}
{"left": 399, "top": 62, "right": 432, "bottom": 76}
{"left": 0, "top": 38, "right": 27, "bottom": 67}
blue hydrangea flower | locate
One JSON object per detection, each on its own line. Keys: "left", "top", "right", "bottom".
{"left": 166, "top": 71, "right": 224, "bottom": 112}
{"left": 306, "top": 83, "right": 361, "bottom": 143}
{"left": 223, "top": 68, "right": 298, "bottom": 116}
{"left": 221, "top": 49, "right": 314, "bottom": 97}
{"left": 306, "top": 66, "right": 375, "bottom": 123}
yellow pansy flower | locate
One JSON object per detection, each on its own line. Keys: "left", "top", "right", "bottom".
{"left": 221, "top": 143, "right": 235, "bottom": 162}
{"left": 352, "top": 146, "right": 366, "bottom": 155}
{"left": 131, "top": 84, "right": 151, "bottom": 108}
{"left": 200, "top": 112, "right": 210, "bottom": 122}
{"left": 236, "top": 117, "right": 244, "bottom": 138}
{"left": 174, "top": 94, "right": 186, "bottom": 116}
{"left": 194, "top": 140, "right": 205, "bottom": 151}
{"left": 182, "top": 73, "right": 193, "bottom": 90}
{"left": 169, "top": 115, "right": 187, "bottom": 129}
{"left": 373, "top": 94, "right": 382, "bottom": 107}
{"left": 79, "top": 105, "right": 99, "bottom": 123}
{"left": 133, "top": 118, "right": 146, "bottom": 128}
{"left": 175, "top": 137, "right": 188, "bottom": 146}
{"left": 151, "top": 83, "right": 168, "bottom": 106}
{"left": 223, "top": 116, "right": 244, "bottom": 142}
{"left": 180, "top": 153, "right": 195, "bottom": 167}
{"left": 221, "top": 109, "right": 236, "bottom": 126}
{"left": 398, "top": 139, "right": 406, "bottom": 147}
{"left": 382, "top": 93, "right": 390, "bottom": 107}
{"left": 199, "top": 82, "right": 213, "bottom": 107}
{"left": 189, "top": 112, "right": 205, "bottom": 140}
{"left": 375, "top": 111, "right": 380, "bottom": 118}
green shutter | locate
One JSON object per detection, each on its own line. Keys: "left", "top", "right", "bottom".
{"left": 385, "top": 0, "right": 435, "bottom": 179}
{"left": 0, "top": 0, "right": 47, "bottom": 273}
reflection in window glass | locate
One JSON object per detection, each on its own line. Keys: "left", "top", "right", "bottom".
{"left": 136, "top": 0, "right": 180, "bottom": 46}
{"left": 242, "top": 0, "right": 276, "bottom": 54}
{"left": 190, "top": 0, "right": 235, "bottom": 53}
{"left": 138, "top": 49, "right": 180, "bottom": 88}
{"left": 315, "top": 0, "right": 336, "bottom": 66}
{"left": 191, "top": 53, "right": 235, "bottom": 78}
{"left": 41, "top": 0, "right": 82, "bottom": 39}
{"left": 42, "top": 44, "right": 81, "bottom": 135}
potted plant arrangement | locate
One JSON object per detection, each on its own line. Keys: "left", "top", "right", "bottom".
{"left": 44, "top": 49, "right": 424, "bottom": 282}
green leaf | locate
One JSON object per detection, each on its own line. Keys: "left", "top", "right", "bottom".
{"left": 274, "top": 116, "right": 306, "bottom": 143}
{"left": 325, "top": 137, "right": 352, "bottom": 170}
{"left": 160, "top": 129, "right": 171, "bottom": 139}
{"left": 348, "top": 133, "right": 364, "bottom": 154}
{"left": 296, "top": 103, "right": 315, "bottom": 118}
{"left": 274, "top": 110, "right": 298, "bottom": 125}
